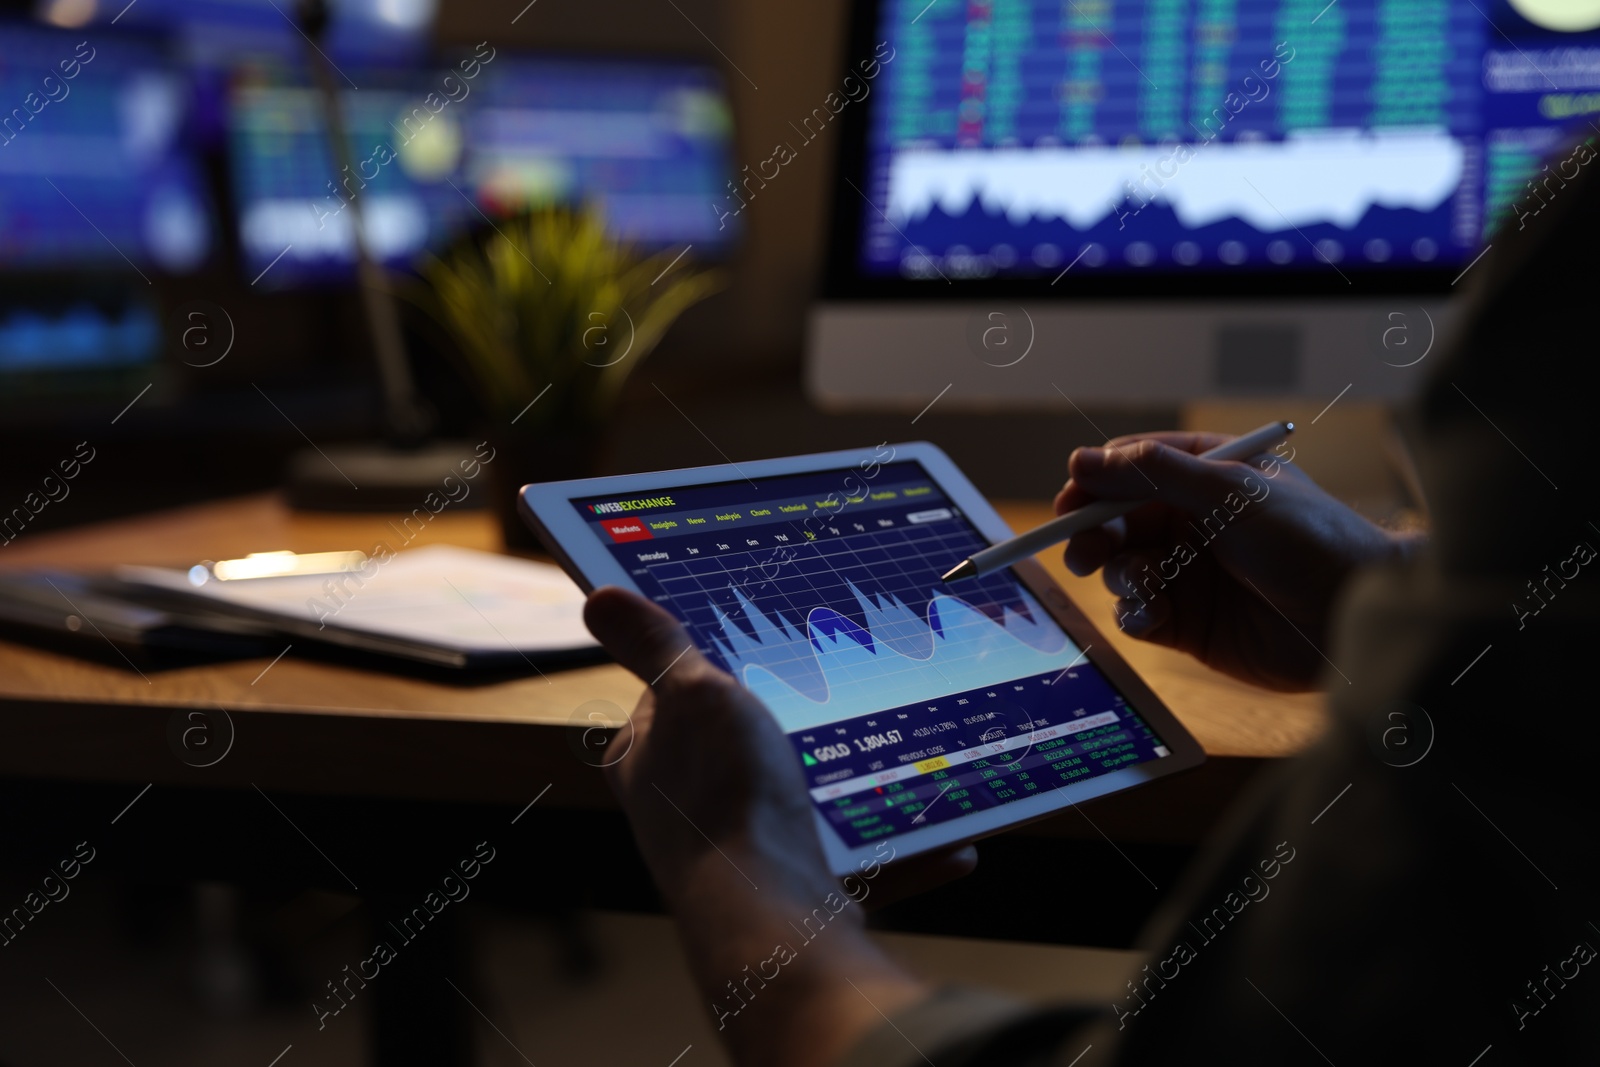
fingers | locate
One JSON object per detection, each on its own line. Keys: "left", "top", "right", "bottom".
{"left": 1062, "top": 518, "right": 1124, "bottom": 576}
{"left": 1052, "top": 440, "right": 1185, "bottom": 514}
{"left": 1102, "top": 553, "right": 1175, "bottom": 640}
{"left": 1066, "top": 438, "right": 1258, "bottom": 515}
{"left": 584, "top": 586, "right": 715, "bottom": 687}
{"left": 1113, "top": 593, "right": 1170, "bottom": 639}
{"left": 1054, "top": 430, "right": 1282, "bottom": 516}
{"left": 1102, "top": 552, "right": 1154, "bottom": 598}
{"left": 1100, "top": 430, "right": 1235, "bottom": 455}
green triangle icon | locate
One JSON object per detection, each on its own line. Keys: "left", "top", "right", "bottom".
{"left": 802, "top": 752, "right": 818, "bottom": 767}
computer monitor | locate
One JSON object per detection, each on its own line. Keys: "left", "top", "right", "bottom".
{"left": 807, "top": 0, "right": 1600, "bottom": 405}
{"left": 228, "top": 73, "right": 475, "bottom": 285}
{"left": 0, "top": 23, "right": 214, "bottom": 273}
{"left": 0, "top": 22, "right": 213, "bottom": 376}
{"left": 41, "top": 0, "right": 437, "bottom": 145}
{"left": 467, "top": 55, "right": 738, "bottom": 249}
{"left": 227, "top": 53, "right": 739, "bottom": 287}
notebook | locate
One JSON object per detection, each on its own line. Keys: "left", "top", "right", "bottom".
{"left": 114, "top": 544, "right": 599, "bottom": 669}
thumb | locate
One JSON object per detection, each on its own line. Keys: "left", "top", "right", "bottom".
{"left": 1069, "top": 439, "right": 1258, "bottom": 516}
{"left": 583, "top": 586, "right": 713, "bottom": 686}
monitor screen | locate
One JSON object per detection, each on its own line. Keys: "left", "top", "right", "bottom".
{"left": 35, "top": 0, "right": 437, "bottom": 145}
{"left": 832, "top": 0, "right": 1600, "bottom": 293}
{"left": 228, "top": 52, "right": 738, "bottom": 287}
{"left": 97, "top": 0, "right": 438, "bottom": 59}
{"left": 0, "top": 23, "right": 215, "bottom": 275}
{"left": 466, "top": 56, "right": 738, "bottom": 249}
{"left": 228, "top": 76, "right": 475, "bottom": 285}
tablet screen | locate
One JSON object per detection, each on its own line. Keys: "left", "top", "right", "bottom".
{"left": 571, "top": 460, "right": 1174, "bottom": 848}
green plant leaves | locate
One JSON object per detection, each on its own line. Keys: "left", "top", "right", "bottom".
{"left": 418, "top": 205, "right": 725, "bottom": 428}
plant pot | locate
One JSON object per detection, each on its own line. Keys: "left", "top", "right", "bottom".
{"left": 487, "top": 423, "right": 609, "bottom": 550}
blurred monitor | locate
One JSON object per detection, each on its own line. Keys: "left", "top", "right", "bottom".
{"left": 228, "top": 52, "right": 739, "bottom": 287}
{"left": 0, "top": 289, "right": 160, "bottom": 376}
{"left": 37, "top": 0, "right": 437, "bottom": 143}
{"left": 467, "top": 55, "right": 738, "bottom": 248}
{"left": 228, "top": 74, "right": 473, "bottom": 285}
{"left": 36, "top": 0, "right": 435, "bottom": 53}
{"left": 0, "top": 22, "right": 211, "bottom": 376}
{"left": 808, "top": 0, "right": 1600, "bottom": 405}
{"left": 0, "top": 23, "right": 214, "bottom": 274}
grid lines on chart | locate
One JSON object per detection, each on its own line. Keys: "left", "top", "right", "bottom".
{"left": 645, "top": 519, "right": 1069, "bottom": 702}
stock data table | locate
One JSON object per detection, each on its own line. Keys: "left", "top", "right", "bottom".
{"left": 855, "top": 0, "right": 1596, "bottom": 278}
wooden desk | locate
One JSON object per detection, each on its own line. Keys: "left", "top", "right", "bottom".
{"left": 0, "top": 495, "right": 1326, "bottom": 842}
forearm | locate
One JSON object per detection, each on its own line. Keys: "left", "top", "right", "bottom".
{"left": 665, "top": 850, "right": 930, "bottom": 1067}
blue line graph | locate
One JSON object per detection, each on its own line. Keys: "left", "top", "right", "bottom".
{"left": 578, "top": 465, "right": 1173, "bottom": 849}
{"left": 645, "top": 519, "right": 1084, "bottom": 731}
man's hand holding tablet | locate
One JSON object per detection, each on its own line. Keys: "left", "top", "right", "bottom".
{"left": 583, "top": 586, "right": 957, "bottom": 1067}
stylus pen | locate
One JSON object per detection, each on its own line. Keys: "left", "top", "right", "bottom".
{"left": 941, "top": 420, "right": 1294, "bottom": 582}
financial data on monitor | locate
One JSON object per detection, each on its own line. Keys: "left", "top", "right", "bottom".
{"left": 857, "top": 0, "right": 1600, "bottom": 279}
{"left": 572, "top": 463, "right": 1170, "bottom": 848}
{"left": 228, "top": 57, "right": 737, "bottom": 284}
{"left": 0, "top": 26, "right": 213, "bottom": 274}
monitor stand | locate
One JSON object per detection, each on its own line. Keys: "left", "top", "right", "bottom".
{"left": 284, "top": 442, "right": 488, "bottom": 513}
{"left": 805, "top": 297, "right": 1457, "bottom": 408}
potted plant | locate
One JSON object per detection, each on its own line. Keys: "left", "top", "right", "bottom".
{"left": 419, "top": 205, "right": 723, "bottom": 546}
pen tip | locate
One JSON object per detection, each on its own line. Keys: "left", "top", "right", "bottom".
{"left": 1283, "top": 421, "right": 1295, "bottom": 434}
{"left": 941, "top": 560, "right": 976, "bottom": 583}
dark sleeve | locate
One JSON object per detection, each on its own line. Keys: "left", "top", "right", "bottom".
{"left": 832, "top": 987, "right": 1114, "bottom": 1067}
{"left": 1413, "top": 129, "right": 1600, "bottom": 575}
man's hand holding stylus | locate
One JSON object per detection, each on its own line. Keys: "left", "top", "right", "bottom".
{"left": 1056, "top": 432, "right": 1423, "bottom": 691}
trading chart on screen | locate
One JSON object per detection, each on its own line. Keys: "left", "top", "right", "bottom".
{"left": 854, "top": 0, "right": 1600, "bottom": 279}
{"left": 572, "top": 462, "right": 1172, "bottom": 847}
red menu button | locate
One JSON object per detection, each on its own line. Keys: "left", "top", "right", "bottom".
{"left": 600, "top": 518, "right": 654, "bottom": 542}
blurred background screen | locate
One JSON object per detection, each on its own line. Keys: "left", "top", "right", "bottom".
{"left": 467, "top": 57, "right": 737, "bottom": 250}
{"left": 11, "top": 0, "right": 1599, "bottom": 516}
{"left": 87, "top": 0, "right": 437, "bottom": 143}
{"left": 0, "top": 0, "right": 738, "bottom": 382}
{"left": 0, "top": 24, "right": 211, "bottom": 374}
{"left": 846, "top": 0, "right": 1600, "bottom": 282}
{"left": 227, "top": 56, "right": 737, "bottom": 285}
{"left": 0, "top": 25, "right": 214, "bottom": 274}
{"left": 227, "top": 76, "right": 477, "bottom": 285}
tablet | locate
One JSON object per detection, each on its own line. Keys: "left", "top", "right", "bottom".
{"left": 520, "top": 442, "right": 1204, "bottom": 875}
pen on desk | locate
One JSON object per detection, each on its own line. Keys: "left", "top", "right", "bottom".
{"left": 941, "top": 419, "right": 1295, "bottom": 582}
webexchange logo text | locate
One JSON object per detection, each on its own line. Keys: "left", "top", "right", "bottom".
{"left": 588, "top": 496, "right": 676, "bottom": 515}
